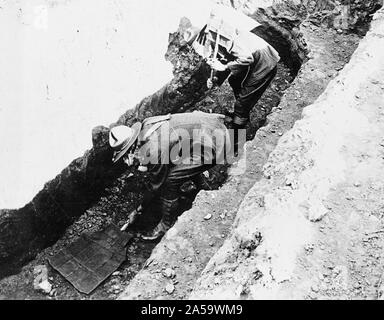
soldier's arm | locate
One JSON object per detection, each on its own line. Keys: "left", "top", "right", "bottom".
{"left": 225, "top": 46, "right": 255, "bottom": 76}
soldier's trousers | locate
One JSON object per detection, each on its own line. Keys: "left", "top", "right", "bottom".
{"left": 229, "top": 66, "right": 278, "bottom": 127}
{"left": 153, "top": 163, "right": 213, "bottom": 225}
{"left": 160, "top": 163, "right": 214, "bottom": 201}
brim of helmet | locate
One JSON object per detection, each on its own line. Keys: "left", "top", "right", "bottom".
{"left": 112, "top": 122, "right": 142, "bottom": 163}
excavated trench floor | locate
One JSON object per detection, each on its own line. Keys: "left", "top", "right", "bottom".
{"left": 0, "top": 22, "right": 364, "bottom": 299}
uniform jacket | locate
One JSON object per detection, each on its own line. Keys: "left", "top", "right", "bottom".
{"left": 223, "top": 30, "right": 280, "bottom": 81}
{"left": 196, "top": 26, "right": 280, "bottom": 85}
{"left": 136, "top": 111, "right": 230, "bottom": 192}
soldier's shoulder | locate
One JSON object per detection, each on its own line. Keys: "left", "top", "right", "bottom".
{"left": 142, "top": 114, "right": 171, "bottom": 126}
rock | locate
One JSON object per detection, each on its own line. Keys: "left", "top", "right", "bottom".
{"left": 33, "top": 265, "right": 52, "bottom": 294}
{"left": 285, "top": 173, "right": 296, "bottom": 187}
{"left": 204, "top": 214, "right": 212, "bottom": 220}
{"left": 309, "top": 292, "right": 317, "bottom": 300}
{"left": 333, "top": 266, "right": 344, "bottom": 275}
{"left": 165, "top": 283, "right": 175, "bottom": 294}
{"left": 311, "top": 285, "right": 319, "bottom": 293}
{"left": 162, "top": 268, "right": 176, "bottom": 279}
{"left": 112, "top": 284, "right": 121, "bottom": 292}
{"left": 378, "top": 285, "right": 384, "bottom": 300}
{"left": 306, "top": 200, "right": 329, "bottom": 222}
{"left": 305, "top": 244, "right": 314, "bottom": 254}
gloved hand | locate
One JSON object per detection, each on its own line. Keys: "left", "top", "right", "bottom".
{"left": 207, "top": 58, "right": 227, "bottom": 72}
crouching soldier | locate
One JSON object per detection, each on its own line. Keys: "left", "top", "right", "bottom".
{"left": 109, "top": 111, "right": 232, "bottom": 241}
{"left": 184, "top": 16, "right": 280, "bottom": 129}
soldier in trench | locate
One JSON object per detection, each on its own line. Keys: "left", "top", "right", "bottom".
{"left": 109, "top": 111, "right": 235, "bottom": 241}
{"left": 183, "top": 16, "right": 280, "bottom": 130}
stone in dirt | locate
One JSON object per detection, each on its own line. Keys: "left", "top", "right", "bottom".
{"left": 204, "top": 214, "right": 212, "bottom": 220}
{"left": 378, "top": 287, "right": 384, "bottom": 300}
{"left": 33, "top": 265, "right": 52, "bottom": 294}
{"left": 165, "top": 283, "right": 175, "bottom": 294}
{"left": 163, "top": 268, "right": 176, "bottom": 279}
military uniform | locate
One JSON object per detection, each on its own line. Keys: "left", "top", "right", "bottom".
{"left": 135, "top": 111, "right": 231, "bottom": 239}
{"left": 196, "top": 25, "right": 280, "bottom": 127}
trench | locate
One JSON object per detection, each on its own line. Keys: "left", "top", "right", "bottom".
{"left": 0, "top": 15, "right": 305, "bottom": 298}
{"left": 0, "top": 1, "right": 378, "bottom": 299}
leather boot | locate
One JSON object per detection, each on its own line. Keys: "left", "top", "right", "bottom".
{"left": 141, "top": 197, "right": 179, "bottom": 241}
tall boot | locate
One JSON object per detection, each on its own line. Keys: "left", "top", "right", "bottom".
{"left": 141, "top": 197, "right": 179, "bottom": 241}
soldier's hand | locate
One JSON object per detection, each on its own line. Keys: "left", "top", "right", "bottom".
{"left": 207, "top": 78, "right": 214, "bottom": 90}
{"left": 128, "top": 206, "right": 143, "bottom": 224}
{"left": 121, "top": 206, "right": 143, "bottom": 231}
{"left": 207, "top": 58, "right": 227, "bottom": 72}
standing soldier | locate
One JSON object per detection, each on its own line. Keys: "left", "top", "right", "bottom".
{"left": 109, "top": 111, "right": 231, "bottom": 241}
{"left": 184, "top": 14, "right": 280, "bottom": 129}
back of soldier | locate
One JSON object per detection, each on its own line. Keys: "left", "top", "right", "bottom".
{"left": 169, "top": 111, "right": 226, "bottom": 132}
